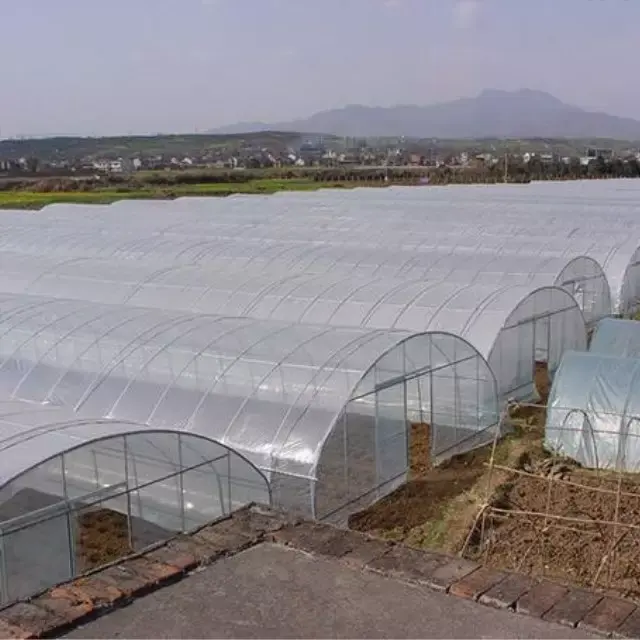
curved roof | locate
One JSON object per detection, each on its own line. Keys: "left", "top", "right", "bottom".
{"left": 0, "top": 398, "right": 270, "bottom": 498}
{"left": 0, "top": 197, "right": 637, "bottom": 291}
{"left": 0, "top": 180, "right": 635, "bottom": 314}
{"left": 0, "top": 254, "right": 592, "bottom": 360}
{"left": 0, "top": 294, "right": 493, "bottom": 480}
{"left": 0, "top": 238, "right": 611, "bottom": 310}
{"left": 3, "top": 190, "right": 640, "bottom": 245}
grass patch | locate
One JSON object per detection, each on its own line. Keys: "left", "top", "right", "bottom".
{"left": 0, "top": 178, "right": 347, "bottom": 209}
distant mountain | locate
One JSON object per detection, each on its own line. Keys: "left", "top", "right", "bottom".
{"left": 210, "top": 89, "right": 640, "bottom": 140}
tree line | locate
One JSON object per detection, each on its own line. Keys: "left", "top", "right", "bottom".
{"left": 312, "top": 156, "right": 640, "bottom": 184}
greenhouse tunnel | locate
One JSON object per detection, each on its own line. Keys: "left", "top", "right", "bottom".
{"left": 0, "top": 294, "right": 499, "bottom": 526}
{"left": 545, "top": 351, "right": 640, "bottom": 473}
{"left": 0, "top": 196, "right": 638, "bottom": 263}
{"left": 0, "top": 206, "right": 630, "bottom": 326}
{"left": 9, "top": 196, "right": 637, "bottom": 247}
{"left": 0, "top": 259, "right": 588, "bottom": 402}
{"left": 0, "top": 207, "right": 620, "bottom": 328}
{"left": 0, "top": 250, "right": 609, "bottom": 325}
{"left": 0, "top": 399, "right": 270, "bottom": 606}
{"left": 590, "top": 317, "right": 640, "bottom": 358}
{"left": 444, "top": 284, "right": 589, "bottom": 401}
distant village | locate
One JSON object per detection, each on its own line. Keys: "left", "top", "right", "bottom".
{"left": 1, "top": 134, "right": 640, "bottom": 177}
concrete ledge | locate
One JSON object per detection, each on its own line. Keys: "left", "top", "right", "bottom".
{"left": 0, "top": 504, "right": 637, "bottom": 638}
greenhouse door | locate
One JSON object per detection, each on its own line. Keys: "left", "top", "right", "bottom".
{"left": 428, "top": 364, "right": 460, "bottom": 461}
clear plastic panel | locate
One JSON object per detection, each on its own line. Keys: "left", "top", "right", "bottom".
{"left": 227, "top": 451, "right": 271, "bottom": 510}
{"left": 63, "top": 436, "right": 127, "bottom": 500}
{"left": 180, "top": 462, "right": 227, "bottom": 530}
{"left": 129, "top": 480, "right": 183, "bottom": 542}
{"left": 375, "top": 382, "right": 407, "bottom": 486}
{"left": 3, "top": 457, "right": 66, "bottom": 519}
{"left": 124, "top": 432, "right": 181, "bottom": 487}
{"left": 345, "top": 399, "right": 376, "bottom": 508}
{"left": 1, "top": 510, "right": 73, "bottom": 604}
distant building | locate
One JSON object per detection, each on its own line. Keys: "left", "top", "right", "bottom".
{"left": 93, "top": 159, "right": 124, "bottom": 173}
{"left": 586, "top": 147, "right": 614, "bottom": 160}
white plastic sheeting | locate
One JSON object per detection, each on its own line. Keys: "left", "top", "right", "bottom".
{"left": 0, "top": 182, "right": 638, "bottom": 313}
{"left": 0, "top": 194, "right": 637, "bottom": 313}
{"left": 545, "top": 351, "right": 640, "bottom": 472}
{"left": 0, "top": 255, "right": 587, "bottom": 402}
{"left": 0, "top": 293, "right": 500, "bottom": 521}
{"left": 0, "top": 228, "right": 614, "bottom": 327}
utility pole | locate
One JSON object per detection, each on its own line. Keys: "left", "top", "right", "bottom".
{"left": 504, "top": 152, "right": 508, "bottom": 183}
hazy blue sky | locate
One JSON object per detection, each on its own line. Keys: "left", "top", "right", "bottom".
{"left": 2, "top": 0, "right": 638, "bottom": 137}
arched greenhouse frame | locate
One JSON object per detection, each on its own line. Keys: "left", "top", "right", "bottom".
{"left": 0, "top": 400, "right": 270, "bottom": 606}
{"left": 0, "top": 295, "right": 500, "bottom": 527}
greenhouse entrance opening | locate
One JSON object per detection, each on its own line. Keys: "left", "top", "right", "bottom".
{"left": 533, "top": 314, "right": 551, "bottom": 401}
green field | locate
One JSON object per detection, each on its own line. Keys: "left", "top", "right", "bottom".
{"left": 0, "top": 178, "right": 343, "bottom": 209}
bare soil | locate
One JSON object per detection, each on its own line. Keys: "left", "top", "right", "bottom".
{"left": 534, "top": 360, "right": 551, "bottom": 402}
{"left": 75, "top": 509, "right": 133, "bottom": 571}
{"left": 476, "top": 468, "right": 640, "bottom": 599}
{"left": 348, "top": 423, "right": 490, "bottom": 542}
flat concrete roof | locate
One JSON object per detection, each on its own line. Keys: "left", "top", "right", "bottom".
{"left": 65, "top": 543, "right": 595, "bottom": 639}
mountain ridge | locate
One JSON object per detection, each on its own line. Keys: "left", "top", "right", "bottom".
{"left": 210, "top": 89, "right": 640, "bottom": 140}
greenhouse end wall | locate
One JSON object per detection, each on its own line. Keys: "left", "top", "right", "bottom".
{"left": 486, "top": 287, "right": 588, "bottom": 401}
{"left": 312, "top": 333, "right": 500, "bottom": 525}
{"left": 0, "top": 430, "right": 270, "bottom": 606}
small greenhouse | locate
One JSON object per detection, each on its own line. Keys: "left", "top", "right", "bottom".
{"left": 545, "top": 351, "right": 640, "bottom": 472}
{"left": 0, "top": 399, "right": 270, "bottom": 605}
{"left": 0, "top": 293, "right": 500, "bottom": 525}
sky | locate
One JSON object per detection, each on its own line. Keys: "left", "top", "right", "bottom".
{"left": 1, "top": 0, "right": 639, "bottom": 138}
